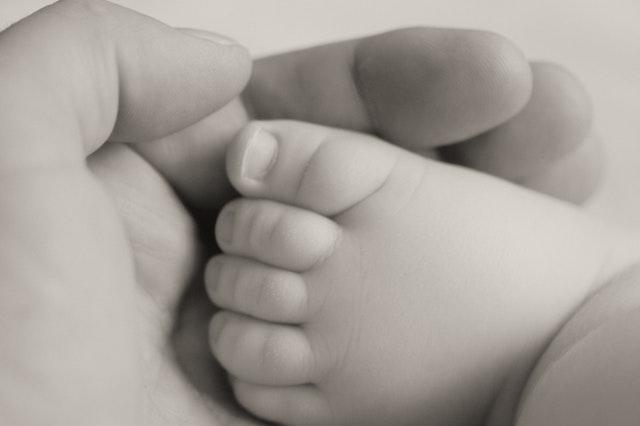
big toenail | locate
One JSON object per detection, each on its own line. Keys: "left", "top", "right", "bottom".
{"left": 217, "top": 209, "right": 236, "bottom": 245}
{"left": 241, "top": 126, "right": 278, "bottom": 180}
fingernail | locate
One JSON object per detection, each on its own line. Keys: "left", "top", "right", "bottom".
{"left": 241, "top": 126, "right": 278, "bottom": 180}
{"left": 209, "top": 314, "right": 227, "bottom": 347}
{"left": 216, "top": 209, "right": 236, "bottom": 246}
{"left": 179, "top": 28, "right": 239, "bottom": 46}
{"left": 205, "top": 259, "right": 222, "bottom": 299}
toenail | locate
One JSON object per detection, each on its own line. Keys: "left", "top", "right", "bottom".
{"left": 209, "top": 314, "right": 228, "bottom": 347}
{"left": 205, "top": 259, "right": 223, "bottom": 298}
{"left": 241, "top": 126, "right": 278, "bottom": 180}
{"left": 217, "top": 209, "right": 236, "bottom": 245}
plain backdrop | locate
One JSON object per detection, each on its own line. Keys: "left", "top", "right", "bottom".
{"left": 2, "top": 0, "right": 639, "bottom": 227}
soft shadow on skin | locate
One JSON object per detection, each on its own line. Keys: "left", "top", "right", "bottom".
{"left": 170, "top": 222, "right": 269, "bottom": 425}
{"left": 171, "top": 277, "right": 232, "bottom": 405}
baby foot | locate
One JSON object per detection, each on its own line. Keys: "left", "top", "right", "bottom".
{"left": 205, "top": 121, "right": 627, "bottom": 425}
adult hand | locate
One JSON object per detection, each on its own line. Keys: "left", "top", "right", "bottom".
{"left": 0, "top": 1, "right": 251, "bottom": 424}
{"left": 90, "top": 5, "right": 603, "bottom": 426}
{"left": 0, "top": 1, "right": 601, "bottom": 426}
{"left": 123, "top": 26, "right": 600, "bottom": 423}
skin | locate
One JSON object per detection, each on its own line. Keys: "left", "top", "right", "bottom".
{"left": 207, "top": 121, "right": 639, "bottom": 426}
{"left": 0, "top": 0, "right": 608, "bottom": 425}
{"left": 99, "top": 21, "right": 605, "bottom": 426}
{"left": 0, "top": 1, "right": 252, "bottom": 425}
{"left": 514, "top": 263, "right": 640, "bottom": 426}
{"left": 136, "top": 30, "right": 602, "bottom": 212}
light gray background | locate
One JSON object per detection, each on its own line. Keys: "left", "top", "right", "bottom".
{"left": 2, "top": 0, "right": 639, "bottom": 227}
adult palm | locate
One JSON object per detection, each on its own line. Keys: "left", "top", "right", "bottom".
{"left": 0, "top": 1, "right": 256, "bottom": 424}
{"left": 89, "top": 105, "right": 261, "bottom": 426}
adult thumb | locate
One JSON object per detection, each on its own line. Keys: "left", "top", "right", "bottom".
{"left": 0, "top": 0, "right": 252, "bottom": 169}
{"left": 0, "top": 2, "right": 250, "bottom": 423}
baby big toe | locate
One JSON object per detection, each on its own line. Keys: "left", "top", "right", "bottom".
{"left": 210, "top": 311, "right": 316, "bottom": 386}
{"left": 226, "top": 121, "right": 400, "bottom": 216}
{"left": 215, "top": 198, "right": 340, "bottom": 272}
{"left": 232, "top": 379, "right": 331, "bottom": 426}
{"left": 205, "top": 255, "right": 309, "bottom": 324}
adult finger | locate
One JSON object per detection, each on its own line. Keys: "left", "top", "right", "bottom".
{"left": 441, "top": 62, "right": 601, "bottom": 203}
{"left": 0, "top": 1, "right": 250, "bottom": 423}
{"left": 136, "top": 26, "right": 532, "bottom": 211}
{"left": 246, "top": 27, "right": 532, "bottom": 149}
{"left": 0, "top": 0, "right": 250, "bottom": 170}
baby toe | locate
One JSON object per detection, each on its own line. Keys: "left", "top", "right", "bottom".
{"left": 215, "top": 198, "right": 340, "bottom": 272}
{"left": 210, "top": 311, "right": 316, "bottom": 386}
{"left": 226, "top": 120, "right": 399, "bottom": 216}
{"left": 232, "top": 379, "right": 331, "bottom": 426}
{"left": 205, "top": 255, "right": 309, "bottom": 324}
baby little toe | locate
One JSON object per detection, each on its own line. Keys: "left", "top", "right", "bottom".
{"left": 231, "top": 379, "right": 332, "bottom": 426}
{"left": 210, "top": 311, "right": 316, "bottom": 386}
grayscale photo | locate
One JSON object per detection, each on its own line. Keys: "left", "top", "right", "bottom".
{"left": 0, "top": 0, "right": 638, "bottom": 425}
